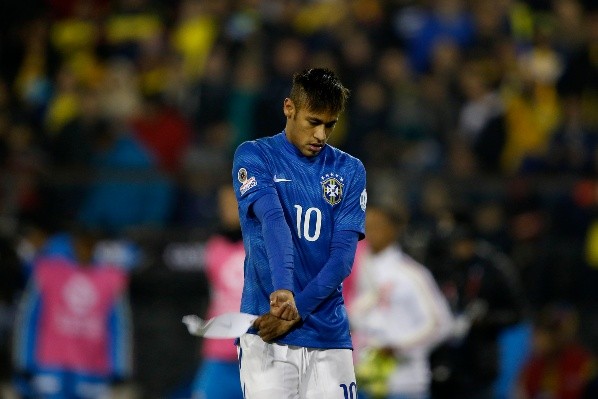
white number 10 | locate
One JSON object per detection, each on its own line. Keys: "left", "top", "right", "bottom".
{"left": 294, "top": 205, "right": 322, "bottom": 241}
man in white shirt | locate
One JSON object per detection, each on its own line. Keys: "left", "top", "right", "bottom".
{"left": 348, "top": 204, "right": 454, "bottom": 399}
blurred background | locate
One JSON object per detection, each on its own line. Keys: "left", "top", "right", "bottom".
{"left": 1, "top": 0, "right": 598, "bottom": 398}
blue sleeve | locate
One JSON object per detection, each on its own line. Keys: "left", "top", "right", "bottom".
{"left": 108, "top": 295, "right": 133, "bottom": 379}
{"left": 12, "top": 279, "right": 42, "bottom": 371}
{"left": 232, "top": 141, "right": 275, "bottom": 217}
{"left": 335, "top": 160, "right": 366, "bottom": 239}
{"left": 252, "top": 193, "right": 295, "bottom": 292}
{"left": 294, "top": 230, "right": 359, "bottom": 319}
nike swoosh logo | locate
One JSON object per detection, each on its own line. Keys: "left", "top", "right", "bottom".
{"left": 273, "top": 175, "right": 292, "bottom": 182}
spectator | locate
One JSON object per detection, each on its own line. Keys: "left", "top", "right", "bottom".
{"left": 557, "top": 5, "right": 598, "bottom": 131}
{"left": 253, "top": 35, "right": 306, "bottom": 139}
{"left": 227, "top": 55, "right": 263, "bottom": 150}
{"left": 130, "top": 95, "right": 192, "bottom": 174}
{"left": 188, "top": 45, "right": 232, "bottom": 135}
{"left": 544, "top": 96, "right": 598, "bottom": 175}
{"left": 456, "top": 60, "right": 506, "bottom": 173}
{"left": 501, "top": 28, "right": 563, "bottom": 173}
{"left": 517, "top": 303, "right": 596, "bottom": 399}
{"left": 97, "top": 59, "right": 142, "bottom": 123}
{"left": 171, "top": 0, "right": 219, "bottom": 82}
{"left": 379, "top": 47, "right": 444, "bottom": 172}
{"left": 78, "top": 121, "right": 174, "bottom": 235}
{"left": 345, "top": 77, "right": 389, "bottom": 164}
{"left": 2, "top": 120, "right": 47, "bottom": 227}
{"left": 44, "top": 63, "right": 81, "bottom": 135}
{"left": 103, "top": 0, "right": 164, "bottom": 62}
{"left": 50, "top": 87, "right": 102, "bottom": 169}
{"left": 429, "top": 215, "right": 528, "bottom": 399}
{"left": 404, "top": 0, "right": 475, "bottom": 74}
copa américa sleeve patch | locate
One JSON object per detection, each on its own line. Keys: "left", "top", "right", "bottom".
{"left": 237, "top": 167, "right": 258, "bottom": 196}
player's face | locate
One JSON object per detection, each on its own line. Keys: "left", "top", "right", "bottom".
{"left": 283, "top": 98, "right": 339, "bottom": 157}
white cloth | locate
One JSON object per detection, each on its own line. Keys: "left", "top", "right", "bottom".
{"left": 349, "top": 244, "right": 454, "bottom": 395}
{"left": 238, "top": 334, "right": 357, "bottom": 399}
{"left": 182, "top": 312, "right": 257, "bottom": 338}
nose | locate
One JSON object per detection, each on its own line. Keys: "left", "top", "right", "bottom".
{"left": 314, "top": 125, "right": 326, "bottom": 141}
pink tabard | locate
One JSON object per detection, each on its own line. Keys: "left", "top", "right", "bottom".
{"left": 34, "top": 258, "right": 127, "bottom": 374}
{"left": 202, "top": 236, "right": 245, "bottom": 361}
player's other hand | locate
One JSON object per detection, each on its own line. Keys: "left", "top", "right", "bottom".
{"left": 269, "top": 289, "right": 299, "bottom": 321}
{"left": 254, "top": 313, "right": 300, "bottom": 342}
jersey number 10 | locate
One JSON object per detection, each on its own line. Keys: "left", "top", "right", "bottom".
{"left": 294, "top": 205, "right": 322, "bottom": 242}
{"left": 340, "top": 382, "right": 357, "bottom": 399}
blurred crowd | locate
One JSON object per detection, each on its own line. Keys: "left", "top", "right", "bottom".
{"left": 2, "top": 0, "right": 598, "bottom": 397}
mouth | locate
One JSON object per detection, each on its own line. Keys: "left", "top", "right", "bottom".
{"left": 307, "top": 143, "right": 324, "bottom": 153}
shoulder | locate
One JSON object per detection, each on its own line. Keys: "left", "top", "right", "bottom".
{"left": 235, "top": 136, "right": 278, "bottom": 158}
{"left": 326, "top": 146, "right": 366, "bottom": 178}
{"left": 234, "top": 140, "right": 261, "bottom": 160}
{"left": 233, "top": 138, "right": 279, "bottom": 176}
{"left": 34, "top": 257, "right": 72, "bottom": 280}
{"left": 37, "top": 256, "right": 72, "bottom": 270}
{"left": 328, "top": 145, "right": 364, "bottom": 166}
{"left": 399, "top": 251, "right": 436, "bottom": 281}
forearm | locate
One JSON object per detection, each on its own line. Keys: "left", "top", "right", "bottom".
{"left": 253, "top": 193, "right": 295, "bottom": 291}
{"left": 391, "top": 275, "right": 455, "bottom": 350}
{"left": 388, "top": 306, "right": 453, "bottom": 351}
{"left": 295, "top": 230, "right": 358, "bottom": 319}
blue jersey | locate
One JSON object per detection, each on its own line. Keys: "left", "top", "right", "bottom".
{"left": 232, "top": 131, "right": 366, "bottom": 349}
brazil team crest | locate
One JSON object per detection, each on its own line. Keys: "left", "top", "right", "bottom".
{"left": 321, "top": 173, "right": 344, "bottom": 206}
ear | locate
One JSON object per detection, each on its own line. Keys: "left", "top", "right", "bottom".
{"left": 283, "top": 98, "right": 295, "bottom": 119}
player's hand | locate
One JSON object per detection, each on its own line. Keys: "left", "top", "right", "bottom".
{"left": 253, "top": 313, "right": 301, "bottom": 342}
{"left": 269, "top": 289, "right": 299, "bottom": 321}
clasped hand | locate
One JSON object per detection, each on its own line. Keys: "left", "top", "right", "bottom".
{"left": 269, "top": 289, "right": 298, "bottom": 320}
{"left": 253, "top": 289, "right": 301, "bottom": 342}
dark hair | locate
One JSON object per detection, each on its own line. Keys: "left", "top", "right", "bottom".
{"left": 368, "top": 202, "right": 407, "bottom": 227}
{"left": 289, "top": 68, "right": 350, "bottom": 114}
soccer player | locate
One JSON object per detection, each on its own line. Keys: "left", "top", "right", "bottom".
{"left": 232, "top": 68, "right": 367, "bottom": 399}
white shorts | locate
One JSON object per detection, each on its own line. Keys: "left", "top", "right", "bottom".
{"left": 238, "top": 333, "right": 357, "bottom": 399}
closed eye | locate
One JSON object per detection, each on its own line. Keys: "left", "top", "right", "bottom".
{"left": 308, "top": 119, "right": 337, "bottom": 128}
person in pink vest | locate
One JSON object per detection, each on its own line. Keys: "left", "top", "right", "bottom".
{"left": 12, "top": 228, "right": 132, "bottom": 399}
{"left": 191, "top": 185, "right": 245, "bottom": 399}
